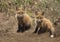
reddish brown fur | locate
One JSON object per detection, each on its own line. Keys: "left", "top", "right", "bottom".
{"left": 34, "top": 11, "right": 55, "bottom": 38}
{"left": 16, "top": 7, "right": 33, "bottom": 32}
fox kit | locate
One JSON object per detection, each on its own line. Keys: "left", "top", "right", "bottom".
{"left": 16, "top": 8, "right": 33, "bottom": 32}
{"left": 33, "top": 11, "right": 55, "bottom": 38}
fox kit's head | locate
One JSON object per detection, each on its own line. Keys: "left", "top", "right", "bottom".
{"left": 16, "top": 8, "right": 25, "bottom": 20}
{"left": 35, "top": 11, "right": 44, "bottom": 23}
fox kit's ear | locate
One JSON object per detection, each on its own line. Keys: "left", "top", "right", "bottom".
{"left": 35, "top": 11, "right": 38, "bottom": 15}
{"left": 41, "top": 12, "right": 44, "bottom": 15}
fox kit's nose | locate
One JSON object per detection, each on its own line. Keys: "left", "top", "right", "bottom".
{"left": 17, "top": 15, "right": 24, "bottom": 20}
{"left": 19, "top": 15, "right": 23, "bottom": 19}
{"left": 37, "top": 20, "right": 41, "bottom": 23}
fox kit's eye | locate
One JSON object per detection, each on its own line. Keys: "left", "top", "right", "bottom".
{"left": 37, "top": 17, "right": 39, "bottom": 19}
{"left": 21, "top": 12, "right": 24, "bottom": 14}
{"left": 17, "top": 12, "right": 24, "bottom": 15}
{"left": 17, "top": 12, "right": 20, "bottom": 14}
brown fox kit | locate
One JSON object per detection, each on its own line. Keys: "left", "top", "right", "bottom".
{"left": 16, "top": 8, "right": 33, "bottom": 32}
{"left": 33, "top": 11, "right": 55, "bottom": 38}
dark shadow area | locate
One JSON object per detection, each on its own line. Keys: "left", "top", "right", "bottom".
{"left": 33, "top": 25, "right": 47, "bottom": 34}
{"left": 38, "top": 27, "right": 47, "bottom": 34}
{"left": 17, "top": 23, "right": 31, "bottom": 33}
{"left": 17, "top": 24, "right": 25, "bottom": 32}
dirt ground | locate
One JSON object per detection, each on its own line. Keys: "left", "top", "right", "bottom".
{"left": 0, "top": 12, "right": 60, "bottom": 42}
{"left": 0, "top": 28, "right": 60, "bottom": 42}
